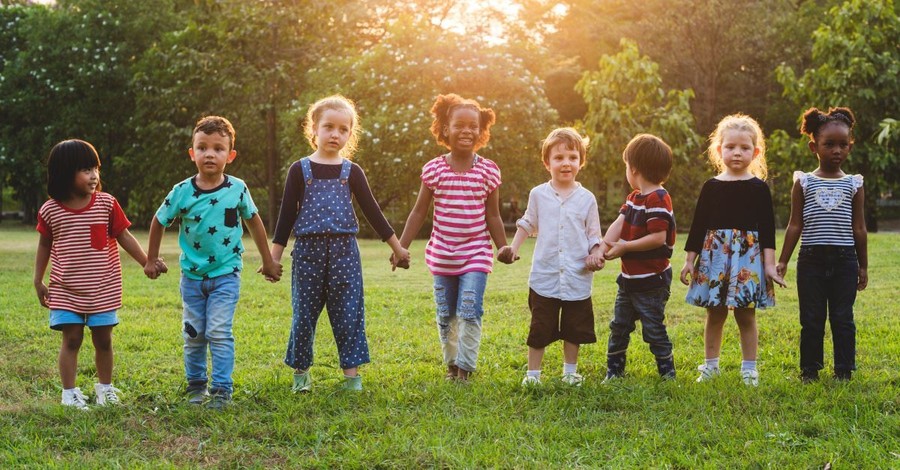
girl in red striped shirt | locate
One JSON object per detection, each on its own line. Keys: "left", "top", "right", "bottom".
{"left": 33, "top": 140, "right": 160, "bottom": 409}
{"left": 396, "top": 94, "right": 511, "bottom": 381}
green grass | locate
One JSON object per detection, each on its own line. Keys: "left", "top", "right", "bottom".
{"left": 1, "top": 224, "right": 899, "bottom": 468}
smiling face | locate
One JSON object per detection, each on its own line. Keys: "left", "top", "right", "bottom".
{"left": 189, "top": 131, "right": 236, "bottom": 179}
{"left": 313, "top": 108, "right": 353, "bottom": 156}
{"left": 718, "top": 129, "right": 759, "bottom": 177}
{"left": 545, "top": 143, "right": 583, "bottom": 185}
{"left": 443, "top": 107, "right": 481, "bottom": 153}
{"left": 72, "top": 166, "right": 99, "bottom": 198}
{"left": 810, "top": 122, "right": 853, "bottom": 172}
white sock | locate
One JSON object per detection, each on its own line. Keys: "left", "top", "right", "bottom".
{"left": 741, "top": 360, "right": 757, "bottom": 371}
{"left": 705, "top": 357, "right": 720, "bottom": 369}
{"left": 62, "top": 388, "right": 76, "bottom": 397}
{"left": 526, "top": 370, "right": 541, "bottom": 379}
{"left": 563, "top": 362, "right": 577, "bottom": 375}
{"left": 96, "top": 383, "right": 111, "bottom": 392}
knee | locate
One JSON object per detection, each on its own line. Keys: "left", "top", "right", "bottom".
{"left": 433, "top": 286, "right": 451, "bottom": 317}
{"left": 62, "top": 336, "right": 83, "bottom": 352}
{"left": 459, "top": 290, "right": 482, "bottom": 320}
{"left": 92, "top": 335, "right": 112, "bottom": 352}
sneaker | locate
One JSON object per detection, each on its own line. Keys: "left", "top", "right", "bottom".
{"left": 292, "top": 371, "right": 312, "bottom": 393}
{"left": 602, "top": 371, "right": 624, "bottom": 384}
{"left": 521, "top": 375, "right": 541, "bottom": 387}
{"left": 445, "top": 365, "right": 459, "bottom": 381}
{"left": 186, "top": 379, "right": 209, "bottom": 405}
{"left": 561, "top": 372, "right": 584, "bottom": 387}
{"left": 94, "top": 384, "right": 121, "bottom": 406}
{"left": 800, "top": 369, "right": 819, "bottom": 384}
{"left": 61, "top": 387, "right": 89, "bottom": 410}
{"left": 741, "top": 369, "right": 759, "bottom": 387}
{"left": 834, "top": 369, "right": 852, "bottom": 381}
{"left": 341, "top": 375, "right": 362, "bottom": 391}
{"left": 696, "top": 364, "right": 720, "bottom": 383}
{"left": 205, "top": 388, "right": 232, "bottom": 410}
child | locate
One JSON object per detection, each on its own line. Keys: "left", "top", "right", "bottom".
{"left": 680, "top": 114, "right": 786, "bottom": 386}
{"left": 498, "top": 128, "right": 605, "bottom": 387}
{"left": 776, "top": 107, "right": 867, "bottom": 382}
{"left": 34, "top": 139, "right": 156, "bottom": 409}
{"left": 145, "top": 116, "right": 282, "bottom": 409}
{"left": 602, "top": 134, "right": 677, "bottom": 380}
{"left": 395, "top": 93, "right": 510, "bottom": 382}
{"left": 271, "top": 95, "right": 410, "bottom": 392}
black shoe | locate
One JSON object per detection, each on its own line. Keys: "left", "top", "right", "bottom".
{"left": 834, "top": 370, "right": 853, "bottom": 381}
{"left": 205, "top": 387, "right": 232, "bottom": 410}
{"left": 800, "top": 370, "right": 819, "bottom": 384}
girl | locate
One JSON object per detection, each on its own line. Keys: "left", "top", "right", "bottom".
{"left": 680, "top": 114, "right": 785, "bottom": 386}
{"left": 395, "top": 93, "right": 510, "bottom": 382}
{"left": 34, "top": 139, "right": 157, "bottom": 409}
{"left": 271, "top": 95, "right": 410, "bottom": 392}
{"left": 776, "top": 107, "right": 867, "bottom": 382}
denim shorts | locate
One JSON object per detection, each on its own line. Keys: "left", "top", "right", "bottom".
{"left": 49, "top": 309, "right": 118, "bottom": 331}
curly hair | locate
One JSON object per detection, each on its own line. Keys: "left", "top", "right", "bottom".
{"left": 707, "top": 113, "right": 768, "bottom": 180}
{"left": 302, "top": 95, "right": 361, "bottom": 158}
{"left": 193, "top": 116, "right": 236, "bottom": 151}
{"left": 541, "top": 127, "right": 588, "bottom": 167}
{"left": 429, "top": 93, "right": 496, "bottom": 151}
{"left": 800, "top": 107, "right": 856, "bottom": 143}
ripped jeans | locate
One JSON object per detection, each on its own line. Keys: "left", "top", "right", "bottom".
{"left": 433, "top": 272, "right": 488, "bottom": 372}
{"left": 180, "top": 273, "right": 240, "bottom": 393}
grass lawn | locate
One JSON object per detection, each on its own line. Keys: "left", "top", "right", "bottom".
{"left": 1, "top": 224, "right": 899, "bottom": 467}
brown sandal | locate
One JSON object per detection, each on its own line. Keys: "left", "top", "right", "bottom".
{"left": 445, "top": 365, "right": 459, "bottom": 380}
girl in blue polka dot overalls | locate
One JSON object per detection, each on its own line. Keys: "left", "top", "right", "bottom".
{"left": 270, "top": 95, "right": 411, "bottom": 391}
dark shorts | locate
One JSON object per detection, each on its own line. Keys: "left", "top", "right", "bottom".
{"left": 527, "top": 288, "right": 596, "bottom": 348}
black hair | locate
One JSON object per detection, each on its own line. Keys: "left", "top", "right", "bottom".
{"left": 46, "top": 139, "right": 101, "bottom": 201}
{"left": 429, "top": 93, "right": 496, "bottom": 150}
{"left": 800, "top": 107, "right": 856, "bottom": 142}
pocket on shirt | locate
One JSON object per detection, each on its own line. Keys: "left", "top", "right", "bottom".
{"left": 224, "top": 207, "right": 239, "bottom": 228}
{"left": 90, "top": 223, "right": 108, "bottom": 250}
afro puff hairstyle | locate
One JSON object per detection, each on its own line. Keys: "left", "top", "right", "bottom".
{"left": 800, "top": 107, "right": 856, "bottom": 142}
{"left": 429, "top": 93, "right": 496, "bottom": 151}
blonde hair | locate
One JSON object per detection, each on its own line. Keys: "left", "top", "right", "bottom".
{"left": 541, "top": 128, "right": 588, "bottom": 167}
{"left": 707, "top": 113, "right": 768, "bottom": 180}
{"left": 302, "top": 95, "right": 361, "bottom": 158}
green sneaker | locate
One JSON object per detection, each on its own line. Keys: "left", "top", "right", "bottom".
{"left": 341, "top": 374, "right": 362, "bottom": 391}
{"left": 292, "top": 371, "right": 312, "bottom": 393}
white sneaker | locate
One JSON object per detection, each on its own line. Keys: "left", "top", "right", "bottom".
{"left": 61, "top": 387, "right": 89, "bottom": 410}
{"left": 94, "top": 384, "right": 121, "bottom": 406}
{"left": 741, "top": 369, "right": 759, "bottom": 387}
{"left": 521, "top": 375, "right": 541, "bottom": 387}
{"left": 561, "top": 372, "right": 584, "bottom": 387}
{"left": 696, "top": 364, "right": 720, "bottom": 383}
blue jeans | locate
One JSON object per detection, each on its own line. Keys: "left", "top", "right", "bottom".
{"left": 433, "top": 271, "right": 488, "bottom": 372}
{"left": 607, "top": 285, "right": 674, "bottom": 377}
{"left": 180, "top": 274, "right": 240, "bottom": 393}
{"left": 797, "top": 246, "right": 858, "bottom": 374}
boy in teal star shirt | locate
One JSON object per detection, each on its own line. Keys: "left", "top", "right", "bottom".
{"left": 145, "top": 116, "right": 282, "bottom": 409}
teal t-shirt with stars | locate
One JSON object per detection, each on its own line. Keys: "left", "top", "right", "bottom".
{"left": 156, "top": 175, "right": 258, "bottom": 280}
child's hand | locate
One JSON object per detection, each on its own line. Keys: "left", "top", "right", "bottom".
{"left": 775, "top": 261, "right": 788, "bottom": 280}
{"left": 34, "top": 281, "right": 49, "bottom": 308}
{"left": 604, "top": 240, "right": 627, "bottom": 260}
{"left": 679, "top": 261, "right": 695, "bottom": 286}
{"left": 155, "top": 258, "right": 168, "bottom": 275}
{"left": 766, "top": 264, "right": 786, "bottom": 288}
{"left": 144, "top": 260, "right": 161, "bottom": 280}
{"left": 857, "top": 267, "right": 868, "bottom": 291}
{"left": 258, "top": 261, "right": 283, "bottom": 282}
{"left": 496, "top": 246, "right": 519, "bottom": 264}
{"left": 390, "top": 248, "right": 411, "bottom": 271}
{"left": 585, "top": 253, "right": 605, "bottom": 271}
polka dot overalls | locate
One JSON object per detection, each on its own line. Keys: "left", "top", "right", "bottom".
{"left": 284, "top": 158, "right": 369, "bottom": 371}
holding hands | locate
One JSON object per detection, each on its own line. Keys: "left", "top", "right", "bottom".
{"left": 496, "top": 245, "right": 519, "bottom": 265}
{"left": 603, "top": 240, "right": 627, "bottom": 260}
{"left": 390, "top": 247, "right": 411, "bottom": 271}
{"left": 144, "top": 257, "right": 169, "bottom": 280}
{"left": 765, "top": 264, "right": 786, "bottom": 288}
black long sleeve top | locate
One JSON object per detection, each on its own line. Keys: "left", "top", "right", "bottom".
{"left": 272, "top": 160, "right": 395, "bottom": 246}
{"left": 684, "top": 177, "right": 776, "bottom": 253}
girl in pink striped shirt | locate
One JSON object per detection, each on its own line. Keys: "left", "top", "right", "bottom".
{"left": 396, "top": 94, "right": 511, "bottom": 381}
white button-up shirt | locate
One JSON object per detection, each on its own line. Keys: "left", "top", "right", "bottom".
{"left": 517, "top": 182, "right": 602, "bottom": 301}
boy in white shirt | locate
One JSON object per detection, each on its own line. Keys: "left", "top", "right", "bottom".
{"left": 498, "top": 128, "right": 605, "bottom": 386}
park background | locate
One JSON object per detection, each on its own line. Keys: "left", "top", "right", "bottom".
{"left": 1, "top": 0, "right": 900, "bottom": 467}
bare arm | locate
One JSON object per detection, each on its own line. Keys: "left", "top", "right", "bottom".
{"left": 485, "top": 188, "right": 509, "bottom": 253}
{"left": 852, "top": 185, "right": 868, "bottom": 290}
{"left": 605, "top": 230, "right": 667, "bottom": 260}
{"left": 116, "top": 228, "right": 149, "bottom": 267}
{"left": 602, "top": 214, "right": 625, "bottom": 246}
{"left": 777, "top": 180, "right": 804, "bottom": 279}
{"left": 271, "top": 243, "right": 286, "bottom": 265}
{"left": 144, "top": 217, "right": 166, "bottom": 279}
{"left": 34, "top": 233, "right": 52, "bottom": 308}
{"left": 246, "top": 213, "right": 282, "bottom": 282}
{"left": 397, "top": 182, "right": 433, "bottom": 249}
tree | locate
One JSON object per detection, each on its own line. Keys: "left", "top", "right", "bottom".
{"left": 776, "top": 0, "right": 900, "bottom": 230}
{"left": 577, "top": 40, "right": 706, "bottom": 226}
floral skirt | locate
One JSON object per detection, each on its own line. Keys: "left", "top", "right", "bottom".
{"left": 685, "top": 229, "right": 775, "bottom": 309}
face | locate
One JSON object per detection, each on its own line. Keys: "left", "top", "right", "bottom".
{"left": 810, "top": 122, "right": 853, "bottom": 171}
{"left": 314, "top": 108, "right": 353, "bottom": 155}
{"left": 718, "top": 130, "right": 758, "bottom": 175}
{"left": 189, "top": 131, "right": 236, "bottom": 178}
{"left": 72, "top": 167, "right": 99, "bottom": 197}
{"left": 545, "top": 143, "right": 583, "bottom": 184}
{"left": 443, "top": 107, "right": 481, "bottom": 152}
{"left": 624, "top": 160, "right": 638, "bottom": 190}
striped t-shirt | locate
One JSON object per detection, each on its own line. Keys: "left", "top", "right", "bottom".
{"left": 421, "top": 154, "right": 501, "bottom": 276}
{"left": 796, "top": 171, "right": 863, "bottom": 247}
{"left": 617, "top": 188, "right": 676, "bottom": 292}
{"left": 36, "top": 192, "right": 131, "bottom": 313}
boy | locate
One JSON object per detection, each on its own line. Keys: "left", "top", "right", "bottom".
{"left": 602, "top": 133, "right": 676, "bottom": 380}
{"left": 145, "top": 116, "right": 282, "bottom": 409}
{"left": 498, "top": 128, "right": 605, "bottom": 387}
